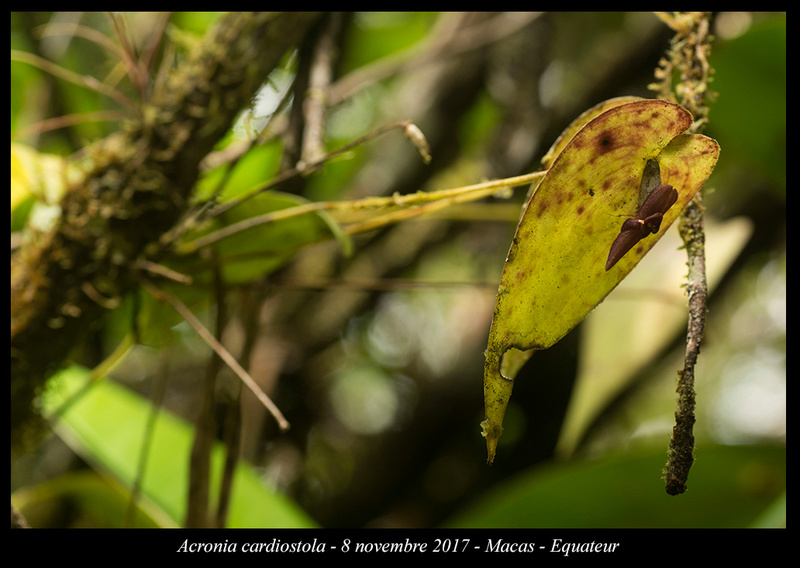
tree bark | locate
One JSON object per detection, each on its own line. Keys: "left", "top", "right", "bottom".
{"left": 11, "top": 12, "right": 319, "bottom": 452}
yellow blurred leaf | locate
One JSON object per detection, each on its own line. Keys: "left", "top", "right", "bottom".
{"left": 10, "top": 142, "right": 69, "bottom": 207}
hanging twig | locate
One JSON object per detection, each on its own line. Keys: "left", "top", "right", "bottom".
{"left": 650, "top": 11, "right": 716, "bottom": 495}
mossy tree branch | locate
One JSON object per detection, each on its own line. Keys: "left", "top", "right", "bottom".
{"left": 10, "top": 12, "right": 319, "bottom": 452}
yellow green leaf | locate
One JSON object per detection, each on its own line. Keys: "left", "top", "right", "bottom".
{"left": 539, "top": 96, "right": 643, "bottom": 170}
{"left": 482, "top": 99, "right": 719, "bottom": 463}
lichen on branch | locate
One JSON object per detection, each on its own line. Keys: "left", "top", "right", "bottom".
{"left": 11, "top": 12, "right": 319, "bottom": 452}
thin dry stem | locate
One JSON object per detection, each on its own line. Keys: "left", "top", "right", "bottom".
{"left": 141, "top": 280, "right": 290, "bottom": 432}
{"left": 11, "top": 48, "right": 138, "bottom": 111}
{"left": 181, "top": 171, "right": 543, "bottom": 253}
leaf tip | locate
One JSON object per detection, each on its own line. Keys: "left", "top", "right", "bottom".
{"left": 481, "top": 418, "right": 502, "bottom": 464}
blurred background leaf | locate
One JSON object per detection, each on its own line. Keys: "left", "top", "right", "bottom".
{"left": 446, "top": 443, "right": 785, "bottom": 528}
{"left": 25, "top": 365, "right": 317, "bottom": 528}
